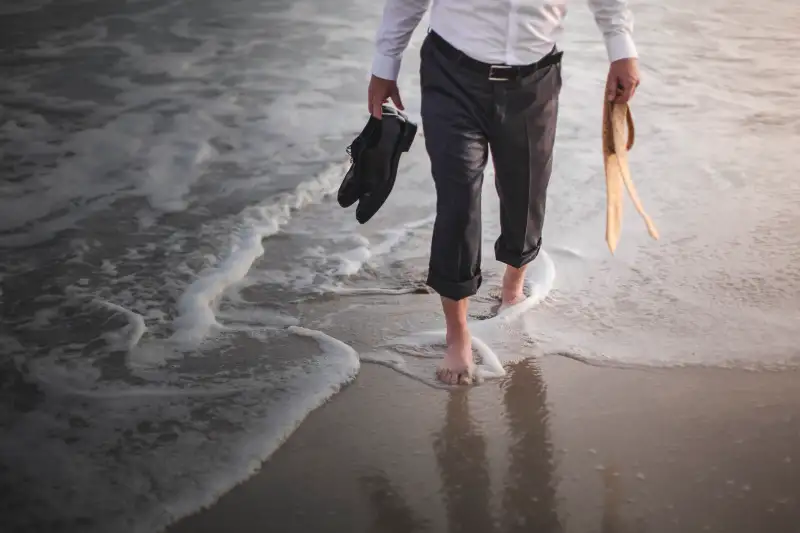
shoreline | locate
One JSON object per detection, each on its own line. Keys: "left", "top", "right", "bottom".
{"left": 168, "top": 357, "right": 800, "bottom": 533}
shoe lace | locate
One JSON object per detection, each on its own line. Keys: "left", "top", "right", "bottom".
{"left": 346, "top": 137, "right": 363, "bottom": 163}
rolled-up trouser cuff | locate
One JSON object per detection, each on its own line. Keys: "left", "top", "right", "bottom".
{"left": 426, "top": 270, "right": 483, "bottom": 301}
{"left": 495, "top": 237, "right": 542, "bottom": 269}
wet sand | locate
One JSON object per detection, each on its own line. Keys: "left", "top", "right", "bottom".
{"left": 169, "top": 356, "right": 800, "bottom": 533}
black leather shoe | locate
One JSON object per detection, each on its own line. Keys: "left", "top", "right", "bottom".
{"left": 337, "top": 116, "right": 380, "bottom": 209}
{"left": 337, "top": 105, "right": 417, "bottom": 224}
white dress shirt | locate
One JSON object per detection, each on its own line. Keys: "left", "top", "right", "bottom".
{"left": 371, "top": 0, "right": 638, "bottom": 81}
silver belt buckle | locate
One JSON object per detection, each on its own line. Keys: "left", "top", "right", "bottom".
{"left": 488, "top": 64, "right": 513, "bottom": 81}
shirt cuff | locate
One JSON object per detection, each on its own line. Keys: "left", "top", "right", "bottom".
{"left": 605, "top": 32, "right": 638, "bottom": 62}
{"left": 371, "top": 52, "right": 403, "bottom": 81}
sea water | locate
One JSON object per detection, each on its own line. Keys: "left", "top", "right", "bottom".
{"left": 2, "top": 0, "right": 799, "bottom": 531}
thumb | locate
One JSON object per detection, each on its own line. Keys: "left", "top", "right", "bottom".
{"left": 606, "top": 77, "right": 617, "bottom": 102}
{"left": 606, "top": 75, "right": 618, "bottom": 102}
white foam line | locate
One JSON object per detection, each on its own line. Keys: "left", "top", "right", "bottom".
{"left": 30, "top": 327, "right": 361, "bottom": 401}
{"left": 157, "top": 326, "right": 360, "bottom": 530}
{"left": 321, "top": 286, "right": 427, "bottom": 296}
{"left": 546, "top": 350, "right": 643, "bottom": 369}
{"left": 214, "top": 324, "right": 286, "bottom": 334}
{"left": 370, "top": 251, "right": 556, "bottom": 385}
{"left": 287, "top": 326, "right": 361, "bottom": 368}
{"left": 370, "top": 214, "right": 436, "bottom": 256}
{"left": 26, "top": 353, "right": 260, "bottom": 400}
{"left": 388, "top": 250, "right": 556, "bottom": 341}
{"left": 404, "top": 213, "right": 437, "bottom": 229}
{"left": 360, "top": 354, "right": 452, "bottom": 390}
{"left": 383, "top": 329, "right": 446, "bottom": 348}
{"left": 93, "top": 298, "right": 147, "bottom": 350}
{"left": 545, "top": 245, "right": 585, "bottom": 259}
{"left": 361, "top": 350, "right": 466, "bottom": 390}
{"left": 362, "top": 339, "right": 505, "bottom": 386}
{"left": 215, "top": 308, "right": 301, "bottom": 327}
{"left": 463, "top": 249, "right": 557, "bottom": 336}
{"left": 325, "top": 214, "right": 436, "bottom": 281}
{"left": 472, "top": 335, "right": 506, "bottom": 378}
{"left": 170, "top": 162, "right": 349, "bottom": 346}
{"left": 382, "top": 331, "right": 506, "bottom": 379}
{"left": 490, "top": 250, "right": 556, "bottom": 323}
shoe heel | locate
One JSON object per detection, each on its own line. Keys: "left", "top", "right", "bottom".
{"left": 399, "top": 121, "right": 417, "bottom": 153}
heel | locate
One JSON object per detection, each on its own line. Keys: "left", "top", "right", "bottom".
{"left": 398, "top": 121, "right": 417, "bottom": 153}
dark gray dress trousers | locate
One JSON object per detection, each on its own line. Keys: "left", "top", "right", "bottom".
{"left": 420, "top": 31, "right": 562, "bottom": 301}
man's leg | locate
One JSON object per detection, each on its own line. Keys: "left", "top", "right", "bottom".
{"left": 420, "top": 35, "right": 492, "bottom": 385}
{"left": 489, "top": 61, "right": 562, "bottom": 306}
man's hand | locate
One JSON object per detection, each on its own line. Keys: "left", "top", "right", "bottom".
{"left": 606, "top": 58, "right": 640, "bottom": 103}
{"left": 368, "top": 75, "right": 404, "bottom": 119}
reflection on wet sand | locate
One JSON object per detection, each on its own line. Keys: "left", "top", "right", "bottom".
{"left": 430, "top": 360, "right": 563, "bottom": 533}
{"left": 360, "top": 471, "right": 431, "bottom": 533}
{"left": 434, "top": 389, "right": 494, "bottom": 533}
{"left": 166, "top": 359, "right": 800, "bottom": 533}
{"left": 501, "top": 360, "right": 563, "bottom": 533}
{"left": 600, "top": 466, "right": 647, "bottom": 533}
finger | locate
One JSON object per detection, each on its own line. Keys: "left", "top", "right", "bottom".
{"left": 627, "top": 82, "right": 638, "bottom": 102}
{"left": 606, "top": 75, "right": 619, "bottom": 102}
{"left": 370, "top": 95, "right": 383, "bottom": 118}
{"left": 616, "top": 86, "right": 631, "bottom": 103}
{"left": 390, "top": 87, "right": 404, "bottom": 110}
{"left": 372, "top": 101, "right": 383, "bottom": 118}
{"left": 628, "top": 79, "right": 640, "bottom": 101}
{"left": 617, "top": 79, "right": 635, "bottom": 103}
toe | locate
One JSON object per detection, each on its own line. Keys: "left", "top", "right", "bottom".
{"left": 437, "top": 368, "right": 473, "bottom": 386}
{"left": 436, "top": 368, "right": 463, "bottom": 386}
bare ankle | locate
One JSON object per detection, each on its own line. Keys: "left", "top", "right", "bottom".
{"left": 502, "top": 265, "right": 527, "bottom": 303}
{"left": 503, "top": 264, "right": 527, "bottom": 280}
{"left": 446, "top": 324, "right": 470, "bottom": 344}
{"left": 441, "top": 296, "right": 468, "bottom": 327}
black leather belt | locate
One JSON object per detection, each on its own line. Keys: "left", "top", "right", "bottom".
{"left": 427, "top": 30, "right": 563, "bottom": 82}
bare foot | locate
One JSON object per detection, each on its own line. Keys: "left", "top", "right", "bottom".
{"left": 435, "top": 328, "right": 474, "bottom": 385}
{"left": 501, "top": 265, "right": 528, "bottom": 307}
